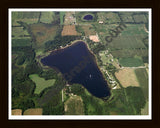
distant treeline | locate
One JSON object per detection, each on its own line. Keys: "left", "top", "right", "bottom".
{"left": 45, "top": 33, "right": 82, "bottom": 51}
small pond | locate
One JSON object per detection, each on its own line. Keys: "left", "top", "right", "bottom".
{"left": 83, "top": 15, "right": 93, "bottom": 20}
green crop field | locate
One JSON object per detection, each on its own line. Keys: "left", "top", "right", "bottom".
{"left": 12, "top": 12, "right": 40, "bottom": 25}
{"left": 60, "top": 12, "right": 65, "bottom": 25}
{"left": 119, "top": 13, "right": 135, "bottom": 23}
{"left": 135, "top": 68, "right": 148, "bottom": 99}
{"left": 97, "top": 12, "right": 121, "bottom": 24}
{"left": 108, "top": 36, "right": 146, "bottom": 49}
{"left": 29, "top": 74, "right": 56, "bottom": 94}
{"left": 119, "top": 57, "right": 144, "bottom": 67}
{"left": 12, "top": 27, "right": 30, "bottom": 39}
{"left": 121, "top": 24, "right": 147, "bottom": 36}
{"left": 12, "top": 39, "right": 32, "bottom": 47}
{"left": 133, "top": 14, "right": 148, "bottom": 23}
{"left": 40, "top": 12, "right": 55, "bottom": 23}
{"left": 111, "top": 49, "right": 148, "bottom": 58}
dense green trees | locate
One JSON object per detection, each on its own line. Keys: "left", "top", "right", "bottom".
{"left": 43, "top": 103, "right": 64, "bottom": 115}
{"left": 45, "top": 33, "right": 82, "bottom": 51}
{"left": 39, "top": 69, "right": 58, "bottom": 80}
{"left": 12, "top": 88, "right": 19, "bottom": 98}
{"left": 125, "top": 87, "right": 146, "bottom": 114}
{"left": 18, "top": 99, "right": 35, "bottom": 112}
{"left": 70, "top": 84, "right": 84, "bottom": 95}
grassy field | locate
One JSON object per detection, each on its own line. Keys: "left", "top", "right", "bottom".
{"left": 121, "top": 24, "right": 147, "bottom": 36}
{"left": 134, "top": 68, "right": 148, "bottom": 99}
{"left": 23, "top": 108, "right": 43, "bottom": 115}
{"left": 119, "top": 57, "right": 144, "bottom": 67}
{"left": 115, "top": 68, "right": 140, "bottom": 88}
{"left": 12, "top": 39, "right": 32, "bottom": 47}
{"left": 12, "top": 12, "right": 40, "bottom": 26}
{"left": 29, "top": 74, "right": 56, "bottom": 94}
{"left": 108, "top": 35, "right": 146, "bottom": 49}
{"left": 111, "top": 49, "right": 148, "bottom": 58}
{"left": 97, "top": 12, "right": 121, "bottom": 24}
{"left": 40, "top": 12, "right": 55, "bottom": 24}
{"left": 64, "top": 95, "right": 84, "bottom": 115}
{"left": 60, "top": 12, "right": 65, "bottom": 25}
{"left": 133, "top": 14, "right": 148, "bottom": 23}
{"left": 29, "top": 23, "right": 58, "bottom": 46}
{"left": 12, "top": 27, "right": 30, "bottom": 39}
{"left": 81, "top": 25, "right": 96, "bottom": 36}
{"left": 119, "top": 12, "right": 135, "bottom": 23}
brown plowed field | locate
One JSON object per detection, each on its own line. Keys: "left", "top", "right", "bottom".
{"left": 12, "top": 109, "right": 22, "bottom": 115}
{"left": 61, "top": 25, "right": 80, "bottom": 36}
{"left": 23, "top": 108, "right": 43, "bottom": 115}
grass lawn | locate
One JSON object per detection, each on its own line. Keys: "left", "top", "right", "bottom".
{"left": 29, "top": 74, "right": 56, "bottom": 94}
{"left": 60, "top": 12, "right": 65, "bottom": 25}
{"left": 119, "top": 57, "right": 144, "bottom": 67}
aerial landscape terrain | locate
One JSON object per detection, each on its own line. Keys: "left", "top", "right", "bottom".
{"left": 11, "top": 10, "right": 149, "bottom": 116}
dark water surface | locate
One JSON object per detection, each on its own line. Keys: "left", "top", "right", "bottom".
{"left": 83, "top": 15, "right": 93, "bottom": 20}
{"left": 41, "top": 41, "right": 110, "bottom": 98}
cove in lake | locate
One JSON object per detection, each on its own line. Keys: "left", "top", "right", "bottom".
{"left": 83, "top": 15, "right": 93, "bottom": 20}
{"left": 41, "top": 41, "right": 110, "bottom": 98}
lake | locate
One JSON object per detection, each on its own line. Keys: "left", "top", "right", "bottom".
{"left": 83, "top": 15, "right": 93, "bottom": 20}
{"left": 41, "top": 41, "right": 110, "bottom": 98}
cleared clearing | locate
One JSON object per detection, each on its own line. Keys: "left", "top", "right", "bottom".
{"left": 89, "top": 35, "right": 99, "bottom": 42}
{"left": 23, "top": 108, "right": 43, "bottom": 115}
{"left": 29, "top": 74, "right": 56, "bottom": 94}
{"left": 61, "top": 25, "right": 80, "bottom": 36}
{"left": 12, "top": 109, "right": 22, "bottom": 115}
{"left": 115, "top": 68, "right": 140, "bottom": 88}
{"left": 64, "top": 95, "right": 84, "bottom": 115}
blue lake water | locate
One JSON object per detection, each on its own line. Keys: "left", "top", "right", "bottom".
{"left": 83, "top": 15, "right": 93, "bottom": 20}
{"left": 41, "top": 41, "right": 110, "bottom": 98}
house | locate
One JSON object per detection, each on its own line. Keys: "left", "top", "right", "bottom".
{"left": 99, "top": 21, "right": 104, "bottom": 24}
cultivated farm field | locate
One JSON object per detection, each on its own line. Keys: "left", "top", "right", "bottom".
{"left": 119, "top": 57, "right": 144, "bottom": 67}
{"left": 12, "top": 12, "right": 40, "bottom": 26}
{"left": 115, "top": 68, "right": 140, "bottom": 88}
{"left": 12, "top": 109, "right": 22, "bottom": 115}
{"left": 61, "top": 25, "right": 81, "bottom": 36}
{"left": 40, "top": 12, "right": 55, "bottom": 24}
{"left": 64, "top": 95, "right": 84, "bottom": 115}
{"left": 23, "top": 108, "right": 43, "bottom": 115}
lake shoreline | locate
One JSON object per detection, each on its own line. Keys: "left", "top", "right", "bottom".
{"left": 39, "top": 40, "right": 111, "bottom": 98}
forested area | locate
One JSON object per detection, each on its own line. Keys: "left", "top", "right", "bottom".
{"left": 45, "top": 33, "right": 82, "bottom": 51}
